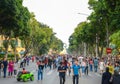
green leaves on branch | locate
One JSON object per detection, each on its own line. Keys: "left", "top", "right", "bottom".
{"left": 24, "top": 14, "right": 63, "bottom": 55}
{"left": 110, "top": 31, "right": 120, "bottom": 48}
{"left": 69, "top": 0, "right": 120, "bottom": 56}
{"left": 0, "top": 0, "right": 63, "bottom": 56}
{"left": 50, "top": 35, "right": 63, "bottom": 53}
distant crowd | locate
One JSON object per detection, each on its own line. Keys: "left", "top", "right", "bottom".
{"left": 0, "top": 54, "right": 120, "bottom": 84}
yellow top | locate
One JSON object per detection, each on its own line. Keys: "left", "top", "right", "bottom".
{"left": 108, "top": 65, "right": 114, "bottom": 75}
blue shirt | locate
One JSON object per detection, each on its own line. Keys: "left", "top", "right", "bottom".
{"left": 114, "top": 66, "right": 120, "bottom": 72}
{"left": 72, "top": 64, "right": 80, "bottom": 75}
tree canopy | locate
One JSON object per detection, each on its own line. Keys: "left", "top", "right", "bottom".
{"left": 68, "top": 0, "right": 120, "bottom": 57}
{"left": 0, "top": 0, "right": 63, "bottom": 57}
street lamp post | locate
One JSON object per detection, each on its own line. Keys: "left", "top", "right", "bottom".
{"left": 78, "top": 12, "right": 98, "bottom": 57}
{"left": 78, "top": 13, "right": 89, "bottom": 16}
{"left": 78, "top": 12, "right": 89, "bottom": 57}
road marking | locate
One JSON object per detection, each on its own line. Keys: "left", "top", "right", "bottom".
{"left": 88, "top": 72, "right": 102, "bottom": 78}
{"left": 95, "top": 73, "right": 101, "bottom": 77}
{"left": 89, "top": 73, "right": 93, "bottom": 77}
{"left": 31, "top": 70, "right": 36, "bottom": 73}
{"left": 47, "top": 70, "right": 53, "bottom": 75}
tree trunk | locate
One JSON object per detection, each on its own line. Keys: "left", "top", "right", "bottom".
{"left": 106, "top": 21, "right": 109, "bottom": 48}
{"left": 100, "top": 46, "right": 104, "bottom": 57}
{"left": 4, "top": 36, "right": 9, "bottom": 59}
{"left": 14, "top": 38, "right": 18, "bottom": 61}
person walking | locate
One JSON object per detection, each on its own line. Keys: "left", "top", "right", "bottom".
{"left": 89, "top": 58, "right": 93, "bottom": 72}
{"left": 94, "top": 58, "right": 99, "bottom": 72}
{"left": 23, "top": 58, "right": 26, "bottom": 67}
{"left": 32, "top": 56, "right": 35, "bottom": 62}
{"left": 58, "top": 62, "right": 67, "bottom": 84}
{"left": 0, "top": 59, "right": 2, "bottom": 77}
{"left": 48, "top": 58, "right": 52, "bottom": 70}
{"left": 2, "top": 58, "right": 8, "bottom": 78}
{"left": 99, "top": 58, "right": 105, "bottom": 75}
{"left": 63, "top": 58, "right": 68, "bottom": 68}
{"left": 85, "top": 59, "right": 89, "bottom": 75}
{"left": 72, "top": 60, "right": 81, "bottom": 84}
{"left": 107, "top": 62, "right": 114, "bottom": 75}
{"left": 44, "top": 57, "right": 48, "bottom": 68}
{"left": 37, "top": 60, "right": 44, "bottom": 80}
{"left": 81, "top": 59, "right": 86, "bottom": 75}
{"left": 111, "top": 70, "right": 120, "bottom": 84}
{"left": 20, "top": 58, "right": 24, "bottom": 68}
{"left": 114, "top": 62, "right": 120, "bottom": 72}
{"left": 102, "top": 67, "right": 112, "bottom": 84}
{"left": 67, "top": 61, "right": 71, "bottom": 76}
{"left": 14, "top": 61, "right": 19, "bottom": 77}
{"left": 26, "top": 56, "right": 30, "bottom": 66}
{"left": 8, "top": 60, "right": 14, "bottom": 78}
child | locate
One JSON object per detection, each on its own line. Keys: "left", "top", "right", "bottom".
{"left": 22, "top": 68, "right": 27, "bottom": 74}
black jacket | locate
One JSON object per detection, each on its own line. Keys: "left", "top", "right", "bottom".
{"left": 102, "top": 71, "right": 112, "bottom": 84}
{"left": 58, "top": 66, "right": 67, "bottom": 77}
{"left": 112, "top": 75, "right": 120, "bottom": 84}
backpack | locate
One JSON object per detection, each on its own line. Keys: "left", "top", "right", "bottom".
{"left": 94, "top": 59, "right": 98, "bottom": 66}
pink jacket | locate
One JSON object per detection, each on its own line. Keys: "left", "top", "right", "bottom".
{"left": 8, "top": 62, "right": 14, "bottom": 72}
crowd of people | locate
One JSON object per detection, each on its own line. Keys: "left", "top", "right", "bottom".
{"left": 0, "top": 56, "right": 33, "bottom": 78}
{"left": 56, "top": 54, "right": 120, "bottom": 84}
{"left": 0, "top": 54, "right": 120, "bottom": 84}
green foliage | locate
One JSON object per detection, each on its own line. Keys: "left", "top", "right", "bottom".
{"left": 19, "top": 13, "right": 64, "bottom": 55}
{"left": 0, "top": 0, "right": 64, "bottom": 56}
{"left": 110, "top": 30, "right": 120, "bottom": 48}
{"left": 10, "top": 39, "right": 17, "bottom": 50}
{"left": 3, "top": 39, "right": 9, "bottom": 51}
{"left": 0, "top": 0, "right": 31, "bottom": 57}
{"left": 50, "top": 35, "right": 63, "bottom": 53}
{"left": 88, "top": 0, "right": 120, "bottom": 34}
{"left": 0, "top": 53, "right": 16, "bottom": 59}
{"left": 68, "top": 0, "right": 120, "bottom": 56}
{"left": 0, "top": 0, "right": 24, "bottom": 36}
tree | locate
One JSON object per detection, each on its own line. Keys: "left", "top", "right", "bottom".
{"left": 68, "top": 0, "right": 120, "bottom": 57}
{"left": 0, "top": 0, "right": 24, "bottom": 36}
{"left": 0, "top": 0, "right": 64, "bottom": 57}
{"left": 10, "top": 38, "right": 18, "bottom": 60}
{"left": 3, "top": 38, "right": 9, "bottom": 57}
{"left": 50, "top": 35, "right": 63, "bottom": 54}
{"left": 88, "top": 0, "right": 120, "bottom": 47}
{"left": 0, "top": 0, "right": 31, "bottom": 58}
{"left": 110, "top": 30, "right": 120, "bottom": 49}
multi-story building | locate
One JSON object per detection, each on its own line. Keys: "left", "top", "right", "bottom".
{"left": 0, "top": 35, "right": 25, "bottom": 55}
{"left": 0, "top": 35, "right": 4, "bottom": 47}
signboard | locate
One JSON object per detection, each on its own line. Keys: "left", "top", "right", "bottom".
{"left": 106, "top": 48, "right": 112, "bottom": 54}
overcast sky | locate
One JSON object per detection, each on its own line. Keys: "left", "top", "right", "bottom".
{"left": 23, "top": 0, "right": 92, "bottom": 46}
